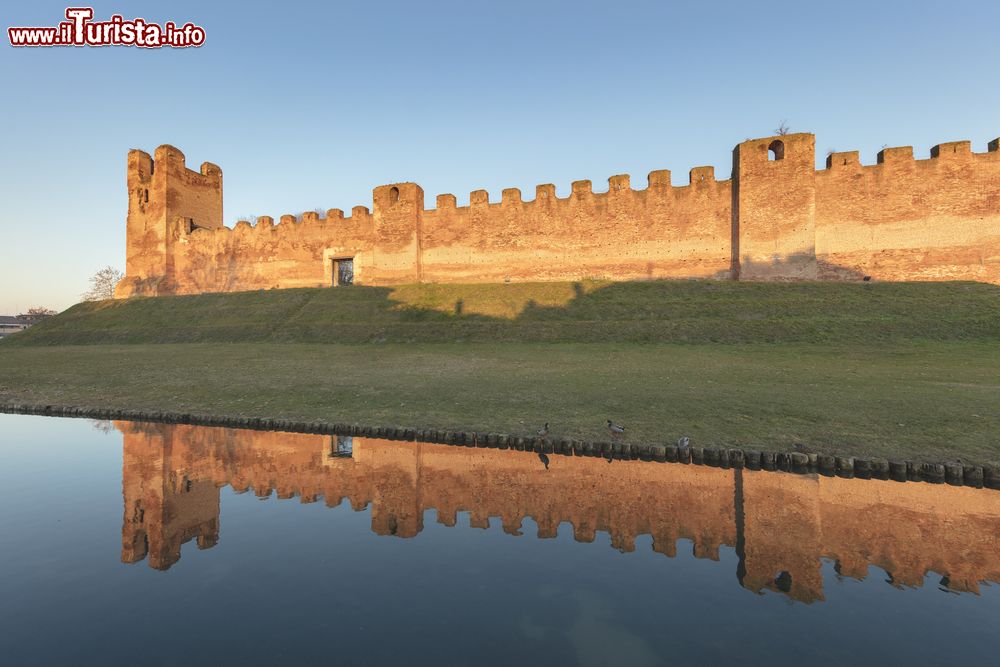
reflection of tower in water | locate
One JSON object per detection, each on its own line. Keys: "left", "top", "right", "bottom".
{"left": 120, "top": 423, "right": 219, "bottom": 571}
{"left": 118, "top": 422, "right": 1000, "bottom": 601}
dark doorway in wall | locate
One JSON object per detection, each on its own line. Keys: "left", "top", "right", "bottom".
{"left": 329, "top": 436, "right": 353, "bottom": 458}
{"left": 332, "top": 258, "right": 354, "bottom": 286}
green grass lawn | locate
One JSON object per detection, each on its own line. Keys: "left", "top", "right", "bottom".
{"left": 2, "top": 341, "right": 998, "bottom": 464}
{"left": 3, "top": 280, "right": 998, "bottom": 464}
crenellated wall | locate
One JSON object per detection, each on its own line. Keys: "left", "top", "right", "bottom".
{"left": 115, "top": 131, "right": 1000, "bottom": 297}
{"left": 815, "top": 140, "right": 1000, "bottom": 282}
{"left": 415, "top": 169, "right": 733, "bottom": 284}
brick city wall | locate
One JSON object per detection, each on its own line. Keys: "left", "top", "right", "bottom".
{"left": 115, "top": 132, "right": 1000, "bottom": 297}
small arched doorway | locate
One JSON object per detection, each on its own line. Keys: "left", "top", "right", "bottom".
{"left": 767, "top": 139, "right": 785, "bottom": 161}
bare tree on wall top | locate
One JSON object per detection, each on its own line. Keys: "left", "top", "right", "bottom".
{"left": 774, "top": 121, "right": 791, "bottom": 136}
{"left": 82, "top": 266, "right": 124, "bottom": 301}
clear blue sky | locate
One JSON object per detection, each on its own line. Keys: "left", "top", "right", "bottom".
{"left": 1, "top": 0, "right": 998, "bottom": 313}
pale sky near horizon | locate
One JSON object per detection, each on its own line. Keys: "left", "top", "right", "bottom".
{"left": 1, "top": 0, "right": 998, "bottom": 313}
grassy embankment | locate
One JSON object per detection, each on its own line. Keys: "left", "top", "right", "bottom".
{"left": 2, "top": 280, "right": 999, "bottom": 463}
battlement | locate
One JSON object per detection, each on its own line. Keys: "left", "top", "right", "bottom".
{"left": 825, "top": 151, "right": 860, "bottom": 169}
{"left": 690, "top": 166, "right": 715, "bottom": 184}
{"left": 819, "top": 138, "right": 999, "bottom": 171}
{"left": 197, "top": 164, "right": 736, "bottom": 235}
{"left": 931, "top": 141, "right": 972, "bottom": 159}
{"left": 117, "top": 129, "right": 1000, "bottom": 296}
{"left": 129, "top": 144, "right": 222, "bottom": 182}
{"left": 418, "top": 168, "right": 729, "bottom": 216}
{"left": 877, "top": 146, "right": 914, "bottom": 164}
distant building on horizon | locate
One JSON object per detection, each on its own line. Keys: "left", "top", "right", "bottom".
{"left": 0, "top": 316, "right": 30, "bottom": 338}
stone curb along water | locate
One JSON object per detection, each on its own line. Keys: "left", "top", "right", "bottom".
{"left": 2, "top": 402, "right": 997, "bottom": 490}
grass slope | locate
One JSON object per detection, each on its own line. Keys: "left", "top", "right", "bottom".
{"left": 2, "top": 280, "right": 998, "bottom": 463}
{"left": 7, "top": 280, "right": 1000, "bottom": 345}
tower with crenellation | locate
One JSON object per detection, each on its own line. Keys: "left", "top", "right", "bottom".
{"left": 117, "top": 145, "right": 223, "bottom": 298}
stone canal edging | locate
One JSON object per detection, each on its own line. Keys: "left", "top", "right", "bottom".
{"left": 2, "top": 402, "right": 997, "bottom": 490}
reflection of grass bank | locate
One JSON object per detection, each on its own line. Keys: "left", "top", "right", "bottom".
{"left": 1, "top": 341, "right": 998, "bottom": 464}
{"left": 7, "top": 280, "right": 1000, "bottom": 345}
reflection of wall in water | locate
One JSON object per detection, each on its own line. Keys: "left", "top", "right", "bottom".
{"left": 118, "top": 422, "right": 1000, "bottom": 601}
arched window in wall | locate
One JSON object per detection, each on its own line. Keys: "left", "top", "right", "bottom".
{"left": 768, "top": 140, "right": 785, "bottom": 161}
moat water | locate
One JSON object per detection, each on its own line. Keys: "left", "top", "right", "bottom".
{"left": 1, "top": 413, "right": 999, "bottom": 665}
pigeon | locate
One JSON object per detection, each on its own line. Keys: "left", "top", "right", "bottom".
{"left": 607, "top": 420, "right": 626, "bottom": 437}
{"left": 677, "top": 436, "right": 690, "bottom": 448}
{"left": 536, "top": 422, "right": 549, "bottom": 437}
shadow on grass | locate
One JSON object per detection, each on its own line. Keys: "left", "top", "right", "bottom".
{"left": 6, "top": 270, "right": 1000, "bottom": 345}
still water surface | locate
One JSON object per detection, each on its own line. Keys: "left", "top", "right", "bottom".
{"left": 1, "top": 413, "right": 999, "bottom": 665}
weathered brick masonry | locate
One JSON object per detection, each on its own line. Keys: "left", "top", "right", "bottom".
{"left": 116, "top": 132, "right": 1000, "bottom": 297}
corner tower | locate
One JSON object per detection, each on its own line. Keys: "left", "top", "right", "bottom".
{"left": 732, "top": 133, "right": 817, "bottom": 280}
{"left": 116, "top": 145, "right": 223, "bottom": 297}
